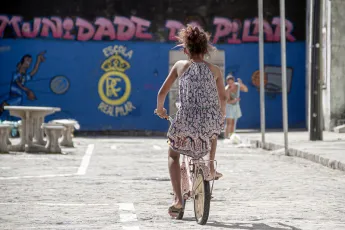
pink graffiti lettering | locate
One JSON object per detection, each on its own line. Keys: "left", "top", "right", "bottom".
{"left": 22, "top": 18, "right": 41, "bottom": 38}
{"left": 272, "top": 17, "right": 296, "bottom": 42}
{"left": 40, "top": 17, "right": 63, "bottom": 38}
{"left": 213, "top": 18, "right": 242, "bottom": 44}
{"left": 130, "top": 16, "right": 152, "bottom": 40}
{"left": 252, "top": 18, "right": 274, "bottom": 42}
{"left": 62, "top": 18, "right": 74, "bottom": 40}
{"left": 114, "top": 16, "right": 135, "bottom": 40}
{"left": 227, "top": 19, "right": 242, "bottom": 44}
{"left": 0, "top": 16, "right": 9, "bottom": 37}
{"left": 242, "top": 19, "right": 258, "bottom": 42}
{"left": 165, "top": 20, "right": 184, "bottom": 41}
{"left": 9, "top": 16, "right": 23, "bottom": 38}
{"left": 94, "top": 17, "right": 116, "bottom": 40}
{"left": 76, "top": 17, "right": 95, "bottom": 41}
{"left": 213, "top": 17, "right": 232, "bottom": 44}
{"left": 0, "top": 15, "right": 297, "bottom": 43}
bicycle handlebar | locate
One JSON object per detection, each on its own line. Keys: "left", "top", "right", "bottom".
{"left": 154, "top": 110, "right": 173, "bottom": 123}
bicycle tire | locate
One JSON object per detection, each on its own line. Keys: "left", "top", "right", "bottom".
{"left": 193, "top": 169, "right": 211, "bottom": 225}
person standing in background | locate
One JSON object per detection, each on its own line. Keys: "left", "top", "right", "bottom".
{"left": 224, "top": 74, "right": 248, "bottom": 139}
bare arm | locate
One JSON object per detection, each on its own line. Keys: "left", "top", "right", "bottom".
{"left": 156, "top": 62, "right": 179, "bottom": 117}
{"left": 229, "top": 98, "right": 240, "bottom": 104}
{"left": 15, "top": 80, "right": 30, "bottom": 92}
{"left": 30, "top": 61, "right": 40, "bottom": 77}
{"left": 238, "top": 78, "right": 248, "bottom": 92}
{"left": 30, "top": 51, "right": 46, "bottom": 77}
{"left": 240, "top": 84, "right": 248, "bottom": 92}
{"left": 215, "top": 67, "right": 227, "bottom": 116}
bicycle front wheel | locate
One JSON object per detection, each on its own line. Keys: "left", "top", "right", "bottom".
{"left": 193, "top": 169, "right": 211, "bottom": 225}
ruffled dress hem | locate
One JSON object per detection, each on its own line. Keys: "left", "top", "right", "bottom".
{"left": 167, "top": 132, "right": 220, "bottom": 159}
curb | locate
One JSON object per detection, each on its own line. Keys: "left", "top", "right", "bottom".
{"left": 250, "top": 140, "right": 345, "bottom": 172}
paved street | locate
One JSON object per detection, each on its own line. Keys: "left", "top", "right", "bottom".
{"left": 1, "top": 137, "right": 345, "bottom": 230}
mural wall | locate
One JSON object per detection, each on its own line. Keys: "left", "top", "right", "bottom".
{"left": 0, "top": 0, "right": 307, "bottom": 131}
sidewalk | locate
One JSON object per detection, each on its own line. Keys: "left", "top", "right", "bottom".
{"left": 240, "top": 131, "right": 345, "bottom": 172}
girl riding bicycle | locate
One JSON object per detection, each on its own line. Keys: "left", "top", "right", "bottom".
{"left": 155, "top": 25, "right": 227, "bottom": 216}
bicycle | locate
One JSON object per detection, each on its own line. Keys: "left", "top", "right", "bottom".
{"left": 157, "top": 112, "right": 218, "bottom": 225}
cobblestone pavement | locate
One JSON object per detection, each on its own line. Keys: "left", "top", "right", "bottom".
{"left": 1, "top": 137, "right": 345, "bottom": 230}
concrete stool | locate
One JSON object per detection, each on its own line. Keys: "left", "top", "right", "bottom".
{"left": 41, "top": 123, "right": 65, "bottom": 153}
{"left": 18, "top": 120, "right": 22, "bottom": 137}
{"left": 334, "top": 124, "right": 345, "bottom": 133}
{"left": 0, "top": 124, "right": 12, "bottom": 153}
{"left": 50, "top": 119, "right": 79, "bottom": 147}
{"left": 2, "top": 121, "right": 14, "bottom": 145}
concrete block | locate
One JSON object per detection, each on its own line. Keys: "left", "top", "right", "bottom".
{"left": 334, "top": 124, "right": 345, "bottom": 133}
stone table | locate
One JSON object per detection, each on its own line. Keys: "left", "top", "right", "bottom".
{"left": 4, "top": 106, "right": 61, "bottom": 153}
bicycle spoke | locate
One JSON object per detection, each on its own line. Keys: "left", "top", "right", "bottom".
{"left": 194, "top": 179, "right": 203, "bottom": 192}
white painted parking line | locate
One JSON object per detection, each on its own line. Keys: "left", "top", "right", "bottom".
{"left": 118, "top": 203, "right": 140, "bottom": 229}
{"left": 0, "top": 144, "right": 95, "bottom": 180}
{"left": 77, "top": 144, "right": 95, "bottom": 175}
{"left": 119, "top": 203, "right": 135, "bottom": 211}
{"left": 153, "top": 145, "right": 162, "bottom": 150}
{"left": 120, "top": 213, "right": 138, "bottom": 222}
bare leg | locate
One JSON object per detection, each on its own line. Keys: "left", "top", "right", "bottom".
{"left": 229, "top": 119, "right": 235, "bottom": 134}
{"left": 168, "top": 148, "right": 183, "bottom": 207}
{"left": 209, "top": 138, "right": 217, "bottom": 174}
{"left": 209, "top": 139, "right": 222, "bottom": 179}
{"left": 225, "top": 118, "right": 231, "bottom": 138}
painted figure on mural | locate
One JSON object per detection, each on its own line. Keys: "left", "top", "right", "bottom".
{"left": 224, "top": 74, "right": 248, "bottom": 139}
{"left": 0, "top": 51, "right": 46, "bottom": 115}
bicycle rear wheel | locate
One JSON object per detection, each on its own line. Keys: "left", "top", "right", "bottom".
{"left": 193, "top": 169, "right": 211, "bottom": 225}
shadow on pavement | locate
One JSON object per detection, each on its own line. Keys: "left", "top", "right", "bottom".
{"left": 205, "top": 221, "right": 302, "bottom": 230}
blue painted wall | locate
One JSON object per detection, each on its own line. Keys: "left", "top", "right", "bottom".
{"left": 0, "top": 39, "right": 306, "bottom": 131}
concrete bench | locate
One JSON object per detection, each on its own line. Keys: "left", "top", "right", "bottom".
{"left": 334, "top": 124, "right": 345, "bottom": 133}
{"left": 41, "top": 123, "right": 65, "bottom": 153}
{"left": 0, "top": 124, "right": 12, "bottom": 153}
{"left": 49, "top": 119, "right": 80, "bottom": 147}
{"left": 1, "top": 121, "right": 13, "bottom": 145}
{"left": 17, "top": 120, "right": 22, "bottom": 137}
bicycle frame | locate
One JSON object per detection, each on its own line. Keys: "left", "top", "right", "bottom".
{"left": 164, "top": 115, "right": 218, "bottom": 199}
{"left": 181, "top": 155, "right": 217, "bottom": 199}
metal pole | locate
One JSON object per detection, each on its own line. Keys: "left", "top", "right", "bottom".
{"left": 258, "top": 0, "right": 266, "bottom": 145}
{"left": 280, "top": 0, "right": 289, "bottom": 155}
{"left": 309, "top": 0, "right": 323, "bottom": 140}
{"left": 306, "top": 0, "right": 314, "bottom": 131}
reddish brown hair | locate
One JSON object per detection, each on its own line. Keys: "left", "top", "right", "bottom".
{"left": 176, "top": 24, "right": 215, "bottom": 56}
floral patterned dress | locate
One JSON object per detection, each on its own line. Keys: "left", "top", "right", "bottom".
{"left": 167, "top": 61, "right": 224, "bottom": 159}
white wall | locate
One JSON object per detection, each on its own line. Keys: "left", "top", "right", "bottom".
{"left": 321, "top": 0, "right": 345, "bottom": 130}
